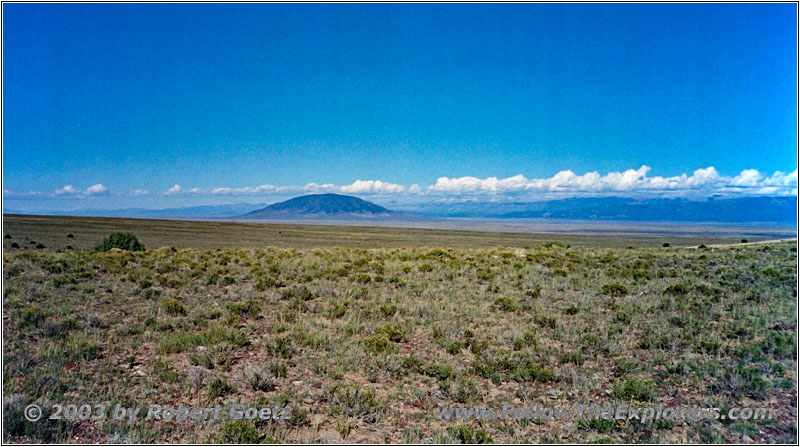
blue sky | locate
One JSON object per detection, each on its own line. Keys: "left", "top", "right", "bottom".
{"left": 2, "top": 3, "right": 797, "bottom": 211}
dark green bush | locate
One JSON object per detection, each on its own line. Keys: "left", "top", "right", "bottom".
{"left": 95, "top": 232, "right": 145, "bottom": 252}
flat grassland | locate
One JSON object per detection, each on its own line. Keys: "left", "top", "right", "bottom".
{"left": 0, "top": 214, "right": 782, "bottom": 250}
{"left": 2, "top": 215, "right": 797, "bottom": 443}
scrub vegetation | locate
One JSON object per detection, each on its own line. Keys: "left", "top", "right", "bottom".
{"left": 2, "top": 221, "right": 796, "bottom": 443}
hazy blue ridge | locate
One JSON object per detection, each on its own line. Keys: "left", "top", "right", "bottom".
{"left": 4, "top": 195, "right": 796, "bottom": 225}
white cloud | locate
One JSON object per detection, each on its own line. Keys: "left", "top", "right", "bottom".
{"left": 302, "top": 182, "right": 336, "bottom": 193}
{"left": 22, "top": 167, "right": 794, "bottom": 202}
{"left": 339, "top": 180, "right": 405, "bottom": 194}
{"left": 426, "top": 166, "right": 797, "bottom": 197}
{"left": 54, "top": 185, "right": 78, "bottom": 196}
{"left": 85, "top": 184, "right": 108, "bottom": 195}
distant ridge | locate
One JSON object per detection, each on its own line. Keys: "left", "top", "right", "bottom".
{"left": 3, "top": 195, "right": 795, "bottom": 225}
{"left": 239, "top": 194, "right": 400, "bottom": 220}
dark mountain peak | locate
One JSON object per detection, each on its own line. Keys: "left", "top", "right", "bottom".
{"left": 240, "top": 194, "right": 394, "bottom": 220}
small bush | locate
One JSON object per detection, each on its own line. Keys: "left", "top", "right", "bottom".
{"left": 326, "top": 383, "right": 381, "bottom": 423}
{"left": 613, "top": 376, "right": 657, "bottom": 402}
{"left": 560, "top": 350, "right": 584, "bottom": 366}
{"left": 281, "top": 285, "right": 315, "bottom": 301}
{"left": 364, "top": 334, "right": 394, "bottom": 354}
{"left": 269, "top": 363, "right": 288, "bottom": 378}
{"left": 95, "top": 232, "right": 145, "bottom": 252}
{"left": 206, "top": 377, "right": 236, "bottom": 400}
{"left": 227, "top": 299, "right": 261, "bottom": 317}
{"left": 664, "top": 283, "right": 690, "bottom": 296}
{"left": 492, "top": 296, "right": 518, "bottom": 312}
{"left": 601, "top": 283, "right": 628, "bottom": 297}
{"left": 214, "top": 420, "right": 264, "bottom": 443}
{"left": 161, "top": 299, "right": 186, "bottom": 316}
{"left": 443, "top": 377, "right": 479, "bottom": 403}
{"left": 534, "top": 316, "right": 557, "bottom": 329}
{"left": 376, "top": 324, "right": 407, "bottom": 342}
{"left": 326, "top": 301, "right": 347, "bottom": 319}
{"left": 238, "top": 364, "right": 275, "bottom": 391}
{"left": 513, "top": 331, "right": 538, "bottom": 350}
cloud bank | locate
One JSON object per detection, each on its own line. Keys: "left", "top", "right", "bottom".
{"left": 51, "top": 184, "right": 109, "bottom": 197}
{"left": 5, "top": 166, "right": 797, "bottom": 201}
{"left": 427, "top": 166, "right": 798, "bottom": 196}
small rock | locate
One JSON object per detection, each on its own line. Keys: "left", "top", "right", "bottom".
{"left": 292, "top": 380, "right": 304, "bottom": 387}
{"left": 133, "top": 370, "right": 147, "bottom": 377}
{"left": 303, "top": 397, "right": 314, "bottom": 404}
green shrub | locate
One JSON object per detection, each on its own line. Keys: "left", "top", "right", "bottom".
{"left": 601, "top": 283, "right": 628, "bottom": 297}
{"left": 560, "top": 350, "right": 585, "bottom": 365}
{"left": 326, "top": 383, "right": 381, "bottom": 423}
{"left": 227, "top": 299, "right": 261, "bottom": 317}
{"left": 214, "top": 420, "right": 264, "bottom": 443}
{"left": 17, "top": 307, "right": 47, "bottom": 328}
{"left": 364, "top": 334, "right": 394, "bottom": 354}
{"left": 376, "top": 324, "right": 407, "bottom": 342}
{"left": 492, "top": 296, "right": 518, "bottom": 312}
{"left": 281, "top": 285, "right": 315, "bottom": 301}
{"left": 613, "top": 376, "right": 657, "bottom": 401}
{"left": 95, "top": 232, "right": 145, "bottom": 252}
{"left": 513, "top": 331, "right": 538, "bottom": 350}
{"left": 206, "top": 377, "right": 236, "bottom": 400}
{"left": 664, "top": 283, "right": 691, "bottom": 296}
{"left": 446, "top": 425, "right": 493, "bottom": 444}
{"left": 534, "top": 316, "right": 557, "bottom": 329}
{"left": 326, "top": 301, "right": 347, "bottom": 319}
{"left": 161, "top": 299, "right": 186, "bottom": 316}
{"left": 269, "top": 363, "right": 288, "bottom": 378}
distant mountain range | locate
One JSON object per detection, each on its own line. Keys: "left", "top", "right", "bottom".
{"left": 402, "top": 196, "right": 798, "bottom": 224}
{"left": 2, "top": 203, "right": 267, "bottom": 219}
{"left": 4, "top": 195, "right": 796, "bottom": 225}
